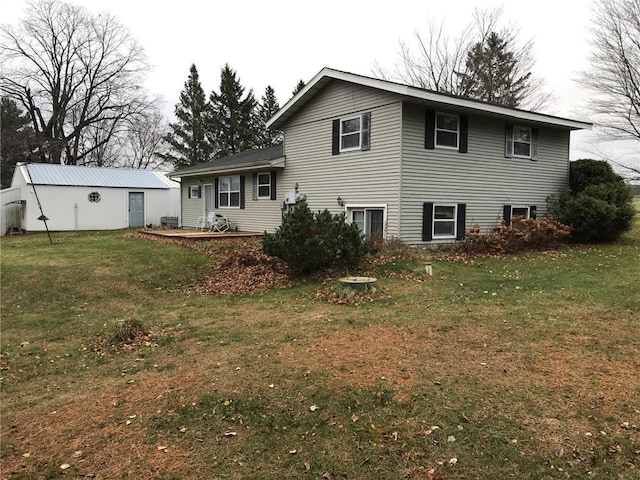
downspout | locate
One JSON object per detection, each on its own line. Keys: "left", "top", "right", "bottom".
{"left": 23, "top": 163, "right": 53, "bottom": 244}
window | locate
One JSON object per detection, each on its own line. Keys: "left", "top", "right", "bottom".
{"left": 340, "top": 116, "right": 362, "bottom": 151}
{"left": 425, "top": 110, "right": 468, "bottom": 153}
{"left": 423, "top": 202, "right": 466, "bottom": 241}
{"left": 513, "top": 126, "right": 532, "bottom": 157}
{"left": 332, "top": 112, "right": 371, "bottom": 154}
{"left": 257, "top": 173, "right": 271, "bottom": 199}
{"left": 218, "top": 176, "right": 241, "bottom": 208}
{"left": 511, "top": 206, "right": 529, "bottom": 219}
{"left": 349, "top": 207, "right": 385, "bottom": 238}
{"left": 88, "top": 192, "right": 101, "bottom": 203}
{"left": 503, "top": 204, "right": 537, "bottom": 226}
{"left": 435, "top": 113, "right": 459, "bottom": 148}
{"left": 433, "top": 205, "right": 457, "bottom": 238}
{"left": 189, "top": 185, "right": 201, "bottom": 199}
{"left": 505, "top": 124, "right": 539, "bottom": 160}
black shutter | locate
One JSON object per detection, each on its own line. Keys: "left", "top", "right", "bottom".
{"left": 187, "top": 185, "right": 192, "bottom": 199}
{"left": 529, "top": 205, "right": 537, "bottom": 219}
{"left": 459, "top": 115, "right": 469, "bottom": 153}
{"left": 270, "top": 171, "right": 277, "bottom": 200}
{"left": 239, "top": 175, "right": 245, "bottom": 209}
{"left": 197, "top": 185, "right": 202, "bottom": 198}
{"left": 456, "top": 203, "right": 466, "bottom": 240}
{"left": 505, "top": 124, "right": 514, "bottom": 158}
{"left": 332, "top": 119, "right": 340, "bottom": 155}
{"left": 503, "top": 205, "right": 512, "bottom": 226}
{"left": 422, "top": 202, "right": 434, "bottom": 241}
{"left": 252, "top": 173, "right": 258, "bottom": 201}
{"left": 425, "top": 110, "right": 436, "bottom": 149}
{"left": 214, "top": 178, "right": 219, "bottom": 209}
{"left": 361, "top": 112, "right": 371, "bottom": 151}
{"left": 531, "top": 128, "right": 539, "bottom": 160}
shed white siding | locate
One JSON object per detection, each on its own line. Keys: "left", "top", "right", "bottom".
{"left": 280, "top": 81, "right": 403, "bottom": 236}
{"left": 5, "top": 164, "right": 180, "bottom": 232}
{"left": 20, "top": 184, "right": 180, "bottom": 232}
{"left": 1, "top": 187, "right": 23, "bottom": 236}
{"left": 399, "top": 102, "right": 570, "bottom": 244}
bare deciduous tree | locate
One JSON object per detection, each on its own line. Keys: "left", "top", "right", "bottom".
{"left": 374, "top": 7, "right": 553, "bottom": 111}
{"left": 0, "top": 0, "right": 150, "bottom": 165}
{"left": 582, "top": 0, "right": 640, "bottom": 177}
{"left": 121, "top": 107, "right": 171, "bottom": 170}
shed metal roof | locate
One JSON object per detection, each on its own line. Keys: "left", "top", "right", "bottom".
{"left": 19, "top": 163, "right": 179, "bottom": 189}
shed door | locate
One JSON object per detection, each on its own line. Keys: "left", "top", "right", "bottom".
{"left": 129, "top": 192, "right": 144, "bottom": 227}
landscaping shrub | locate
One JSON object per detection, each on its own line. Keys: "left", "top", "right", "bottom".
{"left": 456, "top": 216, "right": 571, "bottom": 255}
{"left": 263, "top": 201, "right": 367, "bottom": 275}
{"left": 548, "top": 159, "right": 634, "bottom": 242}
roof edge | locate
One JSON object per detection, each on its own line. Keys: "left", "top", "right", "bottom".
{"left": 170, "top": 157, "right": 286, "bottom": 178}
{"left": 267, "top": 67, "right": 592, "bottom": 130}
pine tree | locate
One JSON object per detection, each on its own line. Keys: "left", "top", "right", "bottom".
{"left": 160, "top": 64, "right": 213, "bottom": 169}
{"left": 460, "top": 32, "right": 531, "bottom": 107}
{"left": 1, "top": 97, "right": 39, "bottom": 188}
{"left": 208, "top": 64, "right": 258, "bottom": 158}
{"left": 256, "top": 85, "right": 282, "bottom": 148}
{"left": 292, "top": 79, "right": 306, "bottom": 96}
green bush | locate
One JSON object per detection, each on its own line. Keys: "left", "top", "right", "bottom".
{"left": 548, "top": 159, "right": 634, "bottom": 243}
{"left": 569, "top": 158, "right": 624, "bottom": 193}
{"left": 263, "top": 201, "right": 367, "bottom": 275}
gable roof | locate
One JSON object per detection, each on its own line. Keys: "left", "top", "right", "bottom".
{"left": 267, "top": 68, "right": 592, "bottom": 131}
{"left": 170, "top": 144, "right": 285, "bottom": 178}
{"left": 16, "top": 163, "right": 178, "bottom": 189}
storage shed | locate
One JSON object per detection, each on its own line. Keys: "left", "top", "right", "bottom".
{"left": 2, "top": 163, "right": 180, "bottom": 234}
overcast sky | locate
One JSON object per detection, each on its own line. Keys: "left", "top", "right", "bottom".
{"left": 3, "top": 0, "right": 617, "bottom": 160}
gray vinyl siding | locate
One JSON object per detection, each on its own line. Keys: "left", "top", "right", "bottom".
{"left": 181, "top": 180, "right": 205, "bottom": 228}
{"left": 281, "top": 81, "right": 403, "bottom": 236}
{"left": 400, "top": 102, "right": 571, "bottom": 244}
{"left": 181, "top": 173, "right": 283, "bottom": 232}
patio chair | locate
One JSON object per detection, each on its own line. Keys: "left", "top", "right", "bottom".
{"left": 210, "top": 213, "right": 230, "bottom": 232}
{"left": 196, "top": 211, "right": 216, "bottom": 231}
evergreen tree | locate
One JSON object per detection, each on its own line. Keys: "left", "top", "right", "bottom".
{"left": 256, "top": 85, "right": 282, "bottom": 148}
{"left": 292, "top": 79, "right": 306, "bottom": 96}
{"left": 1, "top": 97, "right": 38, "bottom": 188}
{"left": 208, "top": 64, "right": 258, "bottom": 158}
{"left": 160, "top": 64, "right": 213, "bottom": 169}
{"left": 460, "top": 32, "right": 531, "bottom": 107}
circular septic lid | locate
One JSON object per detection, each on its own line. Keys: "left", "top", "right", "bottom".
{"left": 338, "top": 276, "right": 377, "bottom": 285}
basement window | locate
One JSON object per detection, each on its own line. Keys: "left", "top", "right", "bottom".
{"left": 88, "top": 192, "right": 101, "bottom": 203}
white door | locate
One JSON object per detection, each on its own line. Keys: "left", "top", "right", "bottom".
{"left": 204, "top": 184, "right": 214, "bottom": 215}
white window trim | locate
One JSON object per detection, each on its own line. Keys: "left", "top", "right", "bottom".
{"left": 345, "top": 203, "right": 387, "bottom": 238}
{"left": 511, "top": 205, "right": 530, "bottom": 220}
{"left": 435, "top": 112, "right": 460, "bottom": 150}
{"left": 339, "top": 115, "right": 362, "bottom": 152}
{"left": 189, "top": 185, "right": 201, "bottom": 199}
{"left": 512, "top": 125, "right": 532, "bottom": 159}
{"left": 218, "top": 175, "right": 241, "bottom": 209}
{"left": 433, "top": 203, "right": 457, "bottom": 239}
{"left": 256, "top": 172, "right": 271, "bottom": 200}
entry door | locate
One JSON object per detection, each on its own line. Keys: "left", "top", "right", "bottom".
{"left": 129, "top": 192, "right": 144, "bottom": 227}
{"left": 204, "top": 184, "right": 215, "bottom": 215}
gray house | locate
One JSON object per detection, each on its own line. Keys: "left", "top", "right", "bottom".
{"left": 171, "top": 68, "right": 591, "bottom": 244}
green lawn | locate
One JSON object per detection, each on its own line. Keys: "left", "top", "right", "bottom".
{"left": 1, "top": 219, "right": 639, "bottom": 479}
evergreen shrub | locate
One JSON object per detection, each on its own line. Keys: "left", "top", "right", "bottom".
{"left": 548, "top": 159, "right": 634, "bottom": 243}
{"left": 263, "top": 201, "right": 367, "bottom": 275}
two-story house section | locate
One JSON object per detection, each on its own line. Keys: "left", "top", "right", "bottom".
{"left": 172, "top": 68, "right": 591, "bottom": 245}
